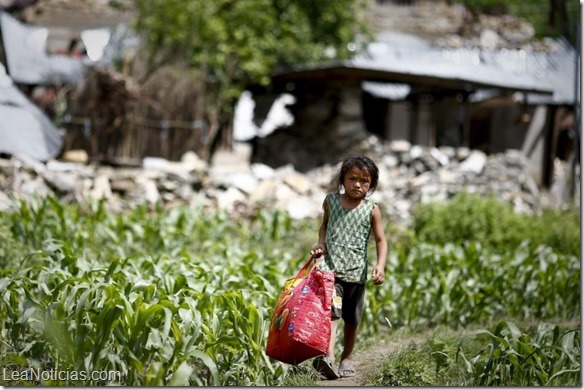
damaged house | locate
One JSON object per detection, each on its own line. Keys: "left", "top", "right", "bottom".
{"left": 0, "top": 10, "right": 84, "bottom": 160}
{"left": 0, "top": 1, "right": 135, "bottom": 162}
{"left": 253, "top": 29, "right": 578, "bottom": 189}
{"left": 0, "top": 0, "right": 579, "bottom": 193}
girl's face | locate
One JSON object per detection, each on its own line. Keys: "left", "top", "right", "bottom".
{"left": 342, "top": 166, "right": 371, "bottom": 200}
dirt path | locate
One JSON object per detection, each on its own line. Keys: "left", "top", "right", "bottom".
{"left": 316, "top": 339, "right": 401, "bottom": 387}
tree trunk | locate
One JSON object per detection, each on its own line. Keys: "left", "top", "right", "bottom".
{"left": 548, "top": 0, "right": 571, "bottom": 39}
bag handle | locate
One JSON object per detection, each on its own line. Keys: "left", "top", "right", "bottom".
{"left": 295, "top": 255, "right": 320, "bottom": 279}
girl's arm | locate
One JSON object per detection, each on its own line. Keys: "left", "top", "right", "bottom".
{"left": 310, "top": 198, "right": 329, "bottom": 258}
{"left": 371, "top": 204, "right": 388, "bottom": 285}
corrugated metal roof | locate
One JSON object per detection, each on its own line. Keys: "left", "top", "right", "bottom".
{"left": 0, "top": 64, "right": 62, "bottom": 160}
{"left": 0, "top": 11, "right": 85, "bottom": 84}
{"left": 523, "top": 38, "right": 577, "bottom": 105}
{"left": 354, "top": 32, "right": 575, "bottom": 105}
{"left": 276, "top": 31, "right": 576, "bottom": 105}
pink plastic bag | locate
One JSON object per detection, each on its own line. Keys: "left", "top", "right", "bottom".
{"left": 266, "top": 257, "right": 335, "bottom": 365}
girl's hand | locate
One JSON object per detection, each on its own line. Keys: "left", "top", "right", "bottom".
{"left": 310, "top": 244, "right": 325, "bottom": 258}
{"left": 372, "top": 265, "right": 385, "bottom": 285}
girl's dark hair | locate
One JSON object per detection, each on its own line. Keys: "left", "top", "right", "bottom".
{"left": 337, "top": 154, "right": 379, "bottom": 194}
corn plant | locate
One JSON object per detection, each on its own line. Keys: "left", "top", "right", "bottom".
{"left": 457, "top": 321, "right": 581, "bottom": 386}
{"left": 0, "top": 196, "right": 580, "bottom": 385}
{"left": 362, "top": 241, "right": 580, "bottom": 336}
{"left": 0, "top": 198, "right": 316, "bottom": 385}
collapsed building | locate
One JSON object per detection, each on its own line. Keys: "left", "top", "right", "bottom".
{"left": 0, "top": 0, "right": 579, "bottom": 215}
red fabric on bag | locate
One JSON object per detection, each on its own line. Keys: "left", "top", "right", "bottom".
{"left": 265, "top": 257, "right": 335, "bottom": 365}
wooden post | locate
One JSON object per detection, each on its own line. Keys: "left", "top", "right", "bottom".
{"left": 461, "top": 93, "right": 471, "bottom": 148}
{"left": 409, "top": 98, "right": 419, "bottom": 144}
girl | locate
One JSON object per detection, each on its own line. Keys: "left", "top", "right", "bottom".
{"left": 310, "top": 153, "right": 388, "bottom": 380}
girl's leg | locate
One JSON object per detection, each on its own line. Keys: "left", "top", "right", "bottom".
{"left": 340, "top": 322, "right": 358, "bottom": 362}
{"left": 338, "top": 281, "right": 364, "bottom": 372}
{"left": 338, "top": 322, "right": 358, "bottom": 377}
{"left": 328, "top": 318, "right": 339, "bottom": 362}
{"left": 313, "top": 318, "right": 341, "bottom": 380}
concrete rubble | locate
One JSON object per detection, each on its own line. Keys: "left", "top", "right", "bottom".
{"left": 1, "top": 134, "right": 577, "bottom": 226}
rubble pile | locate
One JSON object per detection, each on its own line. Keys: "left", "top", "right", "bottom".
{"left": 369, "top": 0, "right": 553, "bottom": 52}
{"left": 0, "top": 135, "right": 556, "bottom": 225}
{"left": 29, "top": 0, "right": 135, "bottom": 17}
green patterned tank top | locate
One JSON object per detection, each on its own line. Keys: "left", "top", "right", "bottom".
{"left": 319, "top": 193, "right": 375, "bottom": 283}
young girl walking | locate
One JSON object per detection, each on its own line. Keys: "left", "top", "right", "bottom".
{"left": 310, "top": 153, "right": 388, "bottom": 380}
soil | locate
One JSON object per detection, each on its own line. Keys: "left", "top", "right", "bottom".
{"left": 316, "top": 338, "right": 403, "bottom": 387}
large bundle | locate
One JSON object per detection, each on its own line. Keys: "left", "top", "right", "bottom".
{"left": 266, "top": 257, "right": 334, "bottom": 365}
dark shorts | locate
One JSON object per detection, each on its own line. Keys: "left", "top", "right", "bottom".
{"left": 331, "top": 279, "right": 365, "bottom": 326}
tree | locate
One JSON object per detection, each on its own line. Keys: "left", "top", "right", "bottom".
{"left": 548, "top": 0, "right": 574, "bottom": 41}
{"left": 133, "top": 0, "right": 372, "bottom": 157}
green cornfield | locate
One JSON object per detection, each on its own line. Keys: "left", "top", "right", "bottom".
{"left": 0, "top": 196, "right": 580, "bottom": 385}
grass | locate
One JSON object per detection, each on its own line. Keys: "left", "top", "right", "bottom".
{"left": 282, "top": 318, "right": 581, "bottom": 386}
{"left": 359, "top": 319, "right": 581, "bottom": 387}
{"left": 280, "top": 364, "right": 320, "bottom": 386}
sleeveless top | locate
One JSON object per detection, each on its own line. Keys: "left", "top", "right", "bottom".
{"left": 318, "top": 193, "right": 375, "bottom": 283}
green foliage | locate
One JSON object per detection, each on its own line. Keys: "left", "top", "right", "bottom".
{"left": 453, "top": 0, "right": 580, "bottom": 42}
{"left": 0, "top": 196, "right": 580, "bottom": 385}
{"left": 425, "top": 328, "right": 471, "bottom": 385}
{"left": 0, "top": 197, "right": 316, "bottom": 386}
{"left": 135, "top": 0, "right": 370, "bottom": 79}
{"left": 457, "top": 0, "right": 509, "bottom": 14}
{"left": 370, "top": 321, "right": 580, "bottom": 386}
{"left": 411, "top": 192, "right": 580, "bottom": 257}
{"left": 364, "top": 241, "right": 580, "bottom": 331}
{"left": 411, "top": 192, "right": 515, "bottom": 248}
{"left": 279, "top": 363, "right": 320, "bottom": 386}
{"left": 364, "top": 342, "right": 439, "bottom": 386}
{"left": 457, "top": 321, "right": 581, "bottom": 386}
{"left": 527, "top": 207, "right": 581, "bottom": 257}
{"left": 0, "top": 223, "right": 25, "bottom": 271}
{"left": 133, "top": 0, "right": 372, "bottom": 124}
